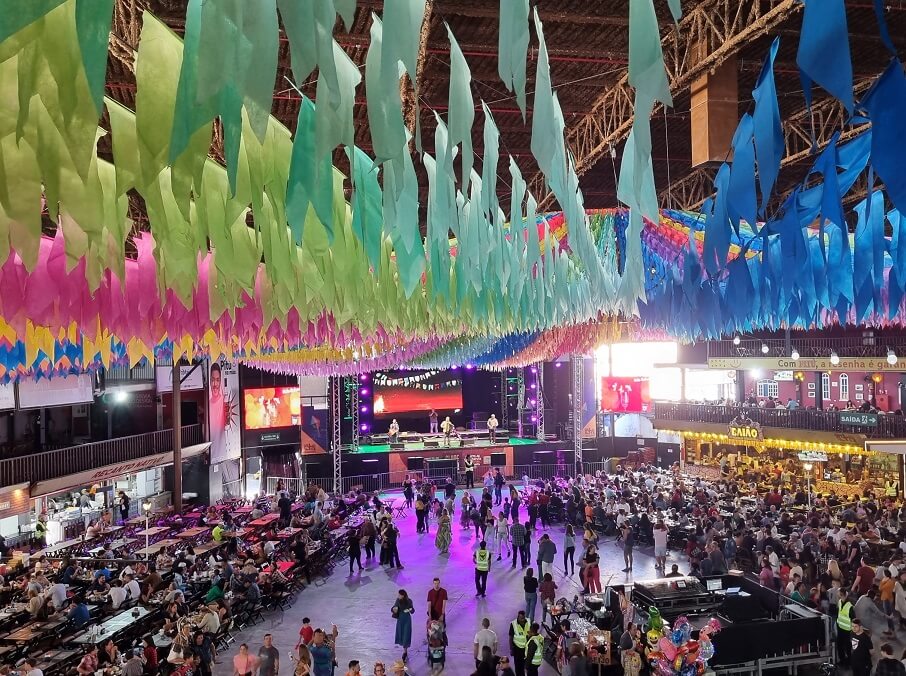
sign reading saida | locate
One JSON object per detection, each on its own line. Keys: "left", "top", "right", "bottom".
{"left": 728, "top": 418, "right": 763, "bottom": 441}
{"left": 708, "top": 356, "right": 903, "bottom": 372}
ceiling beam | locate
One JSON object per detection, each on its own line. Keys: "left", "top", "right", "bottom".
{"left": 529, "top": 0, "right": 802, "bottom": 209}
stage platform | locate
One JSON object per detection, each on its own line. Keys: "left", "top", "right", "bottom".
{"left": 352, "top": 436, "right": 540, "bottom": 454}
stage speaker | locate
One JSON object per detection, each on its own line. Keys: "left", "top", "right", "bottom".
{"left": 490, "top": 452, "right": 506, "bottom": 467}
{"left": 424, "top": 440, "right": 439, "bottom": 448}
{"left": 461, "top": 437, "right": 473, "bottom": 446}
{"left": 407, "top": 457, "right": 424, "bottom": 471}
{"left": 390, "top": 442, "right": 405, "bottom": 450}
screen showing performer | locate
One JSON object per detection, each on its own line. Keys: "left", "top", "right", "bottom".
{"left": 373, "top": 370, "right": 462, "bottom": 417}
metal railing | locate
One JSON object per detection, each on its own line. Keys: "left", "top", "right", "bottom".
{"left": 707, "top": 335, "right": 906, "bottom": 359}
{"left": 654, "top": 402, "right": 906, "bottom": 439}
{"left": 0, "top": 425, "right": 203, "bottom": 489}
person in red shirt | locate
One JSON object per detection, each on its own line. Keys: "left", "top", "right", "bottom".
{"left": 174, "top": 653, "right": 197, "bottom": 676}
{"left": 853, "top": 558, "right": 876, "bottom": 596}
{"left": 427, "top": 577, "right": 448, "bottom": 622}
{"left": 297, "top": 617, "right": 314, "bottom": 649}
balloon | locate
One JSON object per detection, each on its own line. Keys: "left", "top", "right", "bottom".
{"left": 685, "top": 640, "right": 700, "bottom": 664}
{"left": 698, "top": 639, "right": 715, "bottom": 662}
{"left": 656, "top": 659, "right": 676, "bottom": 676}
{"left": 674, "top": 615, "right": 690, "bottom": 628}
{"left": 679, "top": 622, "right": 693, "bottom": 643}
{"left": 659, "top": 637, "right": 679, "bottom": 661}
{"left": 706, "top": 618, "right": 722, "bottom": 634}
{"left": 682, "top": 664, "right": 698, "bottom": 676}
{"left": 649, "top": 606, "right": 664, "bottom": 631}
{"left": 674, "top": 654, "right": 685, "bottom": 672}
{"left": 647, "top": 651, "right": 665, "bottom": 665}
{"left": 672, "top": 628, "right": 685, "bottom": 645}
{"left": 647, "top": 629, "right": 663, "bottom": 648}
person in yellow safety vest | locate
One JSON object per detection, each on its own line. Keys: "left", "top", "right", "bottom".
{"left": 524, "top": 623, "right": 544, "bottom": 676}
{"left": 886, "top": 479, "right": 898, "bottom": 498}
{"left": 474, "top": 540, "right": 491, "bottom": 598}
{"left": 837, "top": 590, "right": 853, "bottom": 666}
{"left": 509, "top": 611, "right": 529, "bottom": 676}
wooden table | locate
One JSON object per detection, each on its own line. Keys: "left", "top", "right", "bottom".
{"left": 133, "top": 539, "right": 182, "bottom": 557}
{"left": 247, "top": 513, "right": 280, "bottom": 528}
{"left": 232, "top": 506, "right": 254, "bottom": 516}
{"left": 125, "top": 516, "right": 148, "bottom": 526}
{"left": 193, "top": 541, "right": 226, "bottom": 557}
{"left": 275, "top": 528, "right": 303, "bottom": 540}
{"left": 135, "top": 526, "right": 170, "bottom": 538}
{"left": 176, "top": 527, "right": 210, "bottom": 540}
{"left": 88, "top": 538, "right": 137, "bottom": 555}
{"left": 35, "top": 536, "right": 97, "bottom": 557}
{"left": 1, "top": 617, "right": 67, "bottom": 644}
{"left": 71, "top": 606, "right": 153, "bottom": 644}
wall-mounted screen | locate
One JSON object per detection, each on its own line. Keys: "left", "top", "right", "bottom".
{"left": 18, "top": 374, "right": 93, "bottom": 409}
{"left": 243, "top": 387, "right": 301, "bottom": 430}
{"left": 373, "top": 370, "right": 463, "bottom": 417}
{"left": 600, "top": 376, "right": 651, "bottom": 413}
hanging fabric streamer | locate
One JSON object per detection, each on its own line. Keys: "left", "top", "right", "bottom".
{"left": 446, "top": 24, "right": 475, "bottom": 192}
{"left": 752, "top": 38, "right": 783, "bottom": 216}
{"left": 797, "top": 0, "right": 854, "bottom": 115}
{"left": 861, "top": 60, "right": 906, "bottom": 214}
{"left": 497, "top": 0, "right": 530, "bottom": 120}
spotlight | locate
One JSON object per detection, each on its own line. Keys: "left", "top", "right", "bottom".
{"left": 465, "top": 364, "right": 474, "bottom": 370}
{"left": 359, "top": 374, "right": 369, "bottom": 381}
{"left": 830, "top": 351, "right": 840, "bottom": 365}
{"left": 360, "top": 406, "right": 368, "bottom": 413}
{"left": 750, "top": 369, "right": 763, "bottom": 379}
{"left": 530, "top": 415, "right": 537, "bottom": 422}
{"left": 888, "top": 348, "right": 898, "bottom": 365}
{"left": 360, "top": 423, "right": 368, "bottom": 431}
{"left": 360, "top": 388, "right": 368, "bottom": 395}
{"left": 530, "top": 367, "right": 538, "bottom": 374}
{"left": 530, "top": 383, "right": 536, "bottom": 389}
{"left": 114, "top": 390, "right": 129, "bottom": 404}
{"left": 733, "top": 335, "right": 741, "bottom": 346}
{"left": 530, "top": 399, "right": 537, "bottom": 405}
{"left": 790, "top": 348, "right": 800, "bottom": 360}
{"left": 761, "top": 343, "right": 770, "bottom": 354}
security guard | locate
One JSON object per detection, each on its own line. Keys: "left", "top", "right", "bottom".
{"left": 886, "top": 479, "right": 898, "bottom": 498}
{"left": 474, "top": 540, "right": 491, "bottom": 597}
{"left": 509, "top": 610, "right": 529, "bottom": 676}
{"left": 837, "top": 590, "right": 853, "bottom": 666}
{"left": 525, "top": 623, "right": 544, "bottom": 676}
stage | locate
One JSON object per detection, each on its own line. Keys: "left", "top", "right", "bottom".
{"left": 351, "top": 436, "right": 540, "bottom": 454}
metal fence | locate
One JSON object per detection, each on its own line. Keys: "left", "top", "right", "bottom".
{"left": 707, "top": 335, "right": 906, "bottom": 359}
{"left": 654, "top": 401, "right": 906, "bottom": 439}
{"left": 0, "top": 424, "right": 203, "bottom": 489}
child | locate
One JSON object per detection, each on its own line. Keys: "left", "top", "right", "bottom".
{"left": 345, "top": 660, "right": 360, "bottom": 676}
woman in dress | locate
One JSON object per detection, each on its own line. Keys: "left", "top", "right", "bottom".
{"left": 435, "top": 509, "right": 452, "bottom": 554}
{"left": 494, "top": 511, "right": 510, "bottom": 561}
{"left": 294, "top": 644, "right": 312, "bottom": 676}
{"left": 392, "top": 589, "right": 414, "bottom": 661}
{"left": 460, "top": 494, "right": 473, "bottom": 528}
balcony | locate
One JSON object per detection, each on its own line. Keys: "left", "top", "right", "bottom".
{"left": 0, "top": 424, "right": 203, "bottom": 490}
{"left": 653, "top": 402, "right": 906, "bottom": 440}
{"left": 707, "top": 336, "right": 906, "bottom": 359}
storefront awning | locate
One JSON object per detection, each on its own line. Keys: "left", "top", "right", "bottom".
{"left": 30, "top": 442, "right": 210, "bottom": 497}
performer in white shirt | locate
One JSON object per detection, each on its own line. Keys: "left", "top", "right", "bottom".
{"left": 389, "top": 419, "right": 400, "bottom": 443}
{"left": 487, "top": 414, "right": 499, "bottom": 443}
{"left": 440, "top": 416, "right": 455, "bottom": 447}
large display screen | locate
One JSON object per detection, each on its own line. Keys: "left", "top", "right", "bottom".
{"left": 600, "top": 376, "right": 651, "bottom": 413}
{"left": 373, "top": 370, "right": 463, "bottom": 417}
{"left": 243, "top": 387, "right": 301, "bottom": 430}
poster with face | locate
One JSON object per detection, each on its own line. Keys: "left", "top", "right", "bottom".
{"left": 209, "top": 359, "right": 240, "bottom": 463}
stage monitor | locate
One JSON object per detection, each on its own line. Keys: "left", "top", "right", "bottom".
{"left": 373, "top": 369, "right": 463, "bottom": 418}
{"left": 600, "top": 376, "right": 651, "bottom": 413}
{"left": 243, "top": 387, "right": 301, "bottom": 430}
{"left": 706, "top": 578, "right": 722, "bottom": 592}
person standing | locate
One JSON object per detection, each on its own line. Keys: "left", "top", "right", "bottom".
{"left": 385, "top": 523, "right": 403, "bottom": 569}
{"left": 495, "top": 512, "right": 510, "bottom": 561}
{"left": 117, "top": 491, "right": 130, "bottom": 525}
{"left": 389, "top": 419, "right": 400, "bottom": 443}
{"left": 537, "top": 534, "right": 556, "bottom": 579}
{"left": 850, "top": 619, "right": 873, "bottom": 676}
{"left": 493, "top": 469, "right": 505, "bottom": 505}
{"left": 474, "top": 541, "right": 491, "bottom": 597}
{"left": 429, "top": 409, "right": 438, "bottom": 435}
{"left": 875, "top": 643, "right": 905, "bottom": 676}
{"left": 621, "top": 523, "right": 635, "bottom": 572}
{"left": 233, "top": 643, "right": 260, "bottom": 676}
{"left": 392, "top": 589, "right": 414, "bottom": 662}
{"left": 348, "top": 527, "right": 363, "bottom": 575}
{"left": 511, "top": 521, "right": 528, "bottom": 569}
{"left": 524, "top": 624, "right": 544, "bottom": 676}
{"left": 402, "top": 479, "right": 414, "bottom": 510}
{"left": 362, "top": 519, "right": 377, "bottom": 561}
{"left": 257, "top": 634, "right": 280, "bottom": 676}
{"left": 474, "top": 618, "right": 499, "bottom": 669}
{"left": 309, "top": 627, "right": 338, "bottom": 676}
{"left": 435, "top": 509, "right": 452, "bottom": 554}
{"left": 837, "top": 589, "right": 854, "bottom": 666}
{"left": 584, "top": 545, "right": 602, "bottom": 594}
{"left": 464, "top": 456, "right": 475, "bottom": 489}
{"left": 524, "top": 568, "right": 539, "bottom": 621}
{"left": 487, "top": 414, "right": 499, "bottom": 443}
{"left": 880, "top": 568, "right": 897, "bottom": 637}
{"left": 441, "top": 417, "right": 454, "bottom": 447}
{"left": 563, "top": 524, "right": 576, "bottom": 576}
{"left": 509, "top": 611, "right": 530, "bottom": 676}
{"left": 653, "top": 521, "right": 668, "bottom": 571}
{"left": 427, "top": 578, "right": 448, "bottom": 623}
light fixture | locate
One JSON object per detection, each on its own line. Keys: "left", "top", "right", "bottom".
{"left": 750, "top": 368, "right": 763, "bottom": 379}
{"left": 733, "top": 335, "right": 741, "bottom": 346}
{"left": 761, "top": 343, "right": 770, "bottom": 354}
{"left": 142, "top": 501, "right": 152, "bottom": 513}
{"left": 790, "top": 348, "right": 800, "bottom": 360}
{"left": 360, "top": 405, "right": 368, "bottom": 413}
{"left": 114, "top": 390, "right": 129, "bottom": 404}
{"left": 830, "top": 351, "right": 840, "bottom": 365}
{"left": 360, "top": 423, "right": 368, "bottom": 431}
{"left": 803, "top": 462, "right": 813, "bottom": 472}
{"left": 888, "top": 348, "right": 898, "bottom": 365}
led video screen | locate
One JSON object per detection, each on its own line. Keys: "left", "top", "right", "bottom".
{"left": 600, "top": 376, "right": 651, "bottom": 413}
{"left": 373, "top": 370, "right": 463, "bottom": 417}
{"left": 243, "top": 387, "right": 301, "bottom": 430}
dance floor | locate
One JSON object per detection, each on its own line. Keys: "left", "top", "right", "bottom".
{"left": 212, "top": 487, "right": 660, "bottom": 676}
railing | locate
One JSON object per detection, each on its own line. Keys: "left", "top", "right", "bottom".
{"left": 0, "top": 425, "right": 203, "bottom": 489}
{"left": 707, "top": 335, "right": 906, "bottom": 359}
{"left": 103, "top": 362, "right": 155, "bottom": 382}
{"left": 654, "top": 402, "right": 906, "bottom": 439}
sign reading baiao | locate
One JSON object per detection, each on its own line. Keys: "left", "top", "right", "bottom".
{"left": 728, "top": 417, "right": 763, "bottom": 441}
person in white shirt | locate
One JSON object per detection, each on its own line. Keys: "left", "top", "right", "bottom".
{"left": 123, "top": 574, "right": 141, "bottom": 601}
{"left": 263, "top": 540, "right": 276, "bottom": 558}
{"left": 652, "top": 522, "right": 669, "bottom": 570}
{"left": 473, "top": 617, "right": 498, "bottom": 667}
{"left": 48, "top": 582, "right": 68, "bottom": 609}
{"left": 108, "top": 582, "right": 128, "bottom": 610}
{"left": 486, "top": 415, "right": 499, "bottom": 443}
{"left": 23, "top": 657, "right": 43, "bottom": 676}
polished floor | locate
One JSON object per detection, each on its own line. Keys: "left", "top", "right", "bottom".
{"left": 212, "top": 488, "right": 661, "bottom": 676}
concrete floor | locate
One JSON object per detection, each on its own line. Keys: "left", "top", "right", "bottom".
{"left": 213, "top": 488, "right": 661, "bottom": 676}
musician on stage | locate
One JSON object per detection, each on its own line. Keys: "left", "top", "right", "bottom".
{"left": 487, "top": 414, "right": 499, "bottom": 443}
{"left": 429, "top": 409, "right": 438, "bottom": 434}
{"left": 389, "top": 419, "right": 400, "bottom": 443}
{"left": 440, "top": 416, "right": 455, "bottom": 447}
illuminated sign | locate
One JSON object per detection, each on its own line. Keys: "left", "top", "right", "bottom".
{"left": 728, "top": 418, "right": 762, "bottom": 441}
{"left": 708, "top": 356, "right": 903, "bottom": 372}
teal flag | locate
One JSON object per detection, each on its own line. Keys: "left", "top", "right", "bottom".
{"left": 446, "top": 24, "right": 474, "bottom": 191}
{"left": 75, "top": 0, "right": 114, "bottom": 114}
{"left": 498, "top": 0, "right": 529, "bottom": 120}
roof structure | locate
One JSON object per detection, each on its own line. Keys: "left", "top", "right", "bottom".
{"left": 100, "top": 0, "right": 906, "bottom": 234}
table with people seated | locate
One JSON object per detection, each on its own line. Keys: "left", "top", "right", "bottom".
{"left": 70, "top": 606, "right": 154, "bottom": 644}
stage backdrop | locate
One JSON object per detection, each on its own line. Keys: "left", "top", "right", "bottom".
{"left": 373, "top": 369, "right": 463, "bottom": 417}
{"left": 208, "top": 359, "right": 240, "bottom": 464}
{"left": 298, "top": 376, "right": 328, "bottom": 455}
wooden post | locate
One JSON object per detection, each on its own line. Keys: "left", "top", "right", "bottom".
{"left": 173, "top": 362, "right": 182, "bottom": 513}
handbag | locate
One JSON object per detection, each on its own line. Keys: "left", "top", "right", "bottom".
{"left": 391, "top": 605, "right": 399, "bottom": 618}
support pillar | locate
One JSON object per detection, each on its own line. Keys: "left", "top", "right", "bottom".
{"left": 517, "top": 369, "right": 526, "bottom": 438}
{"left": 349, "top": 377, "right": 360, "bottom": 451}
{"left": 572, "top": 356, "right": 583, "bottom": 475}
{"left": 172, "top": 361, "right": 182, "bottom": 513}
{"left": 536, "top": 363, "right": 545, "bottom": 441}
{"left": 500, "top": 371, "right": 509, "bottom": 433}
{"left": 330, "top": 377, "right": 342, "bottom": 494}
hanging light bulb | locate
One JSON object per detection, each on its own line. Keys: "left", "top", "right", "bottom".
{"left": 733, "top": 335, "right": 741, "bottom": 346}
{"left": 790, "top": 348, "right": 800, "bottom": 360}
{"left": 830, "top": 351, "right": 840, "bottom": 365}
{"left": 887, "top": 348, "right": 898, "bottom": 365}
{"left": 761, "top": 343, "right": 770, "bottom": 354}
